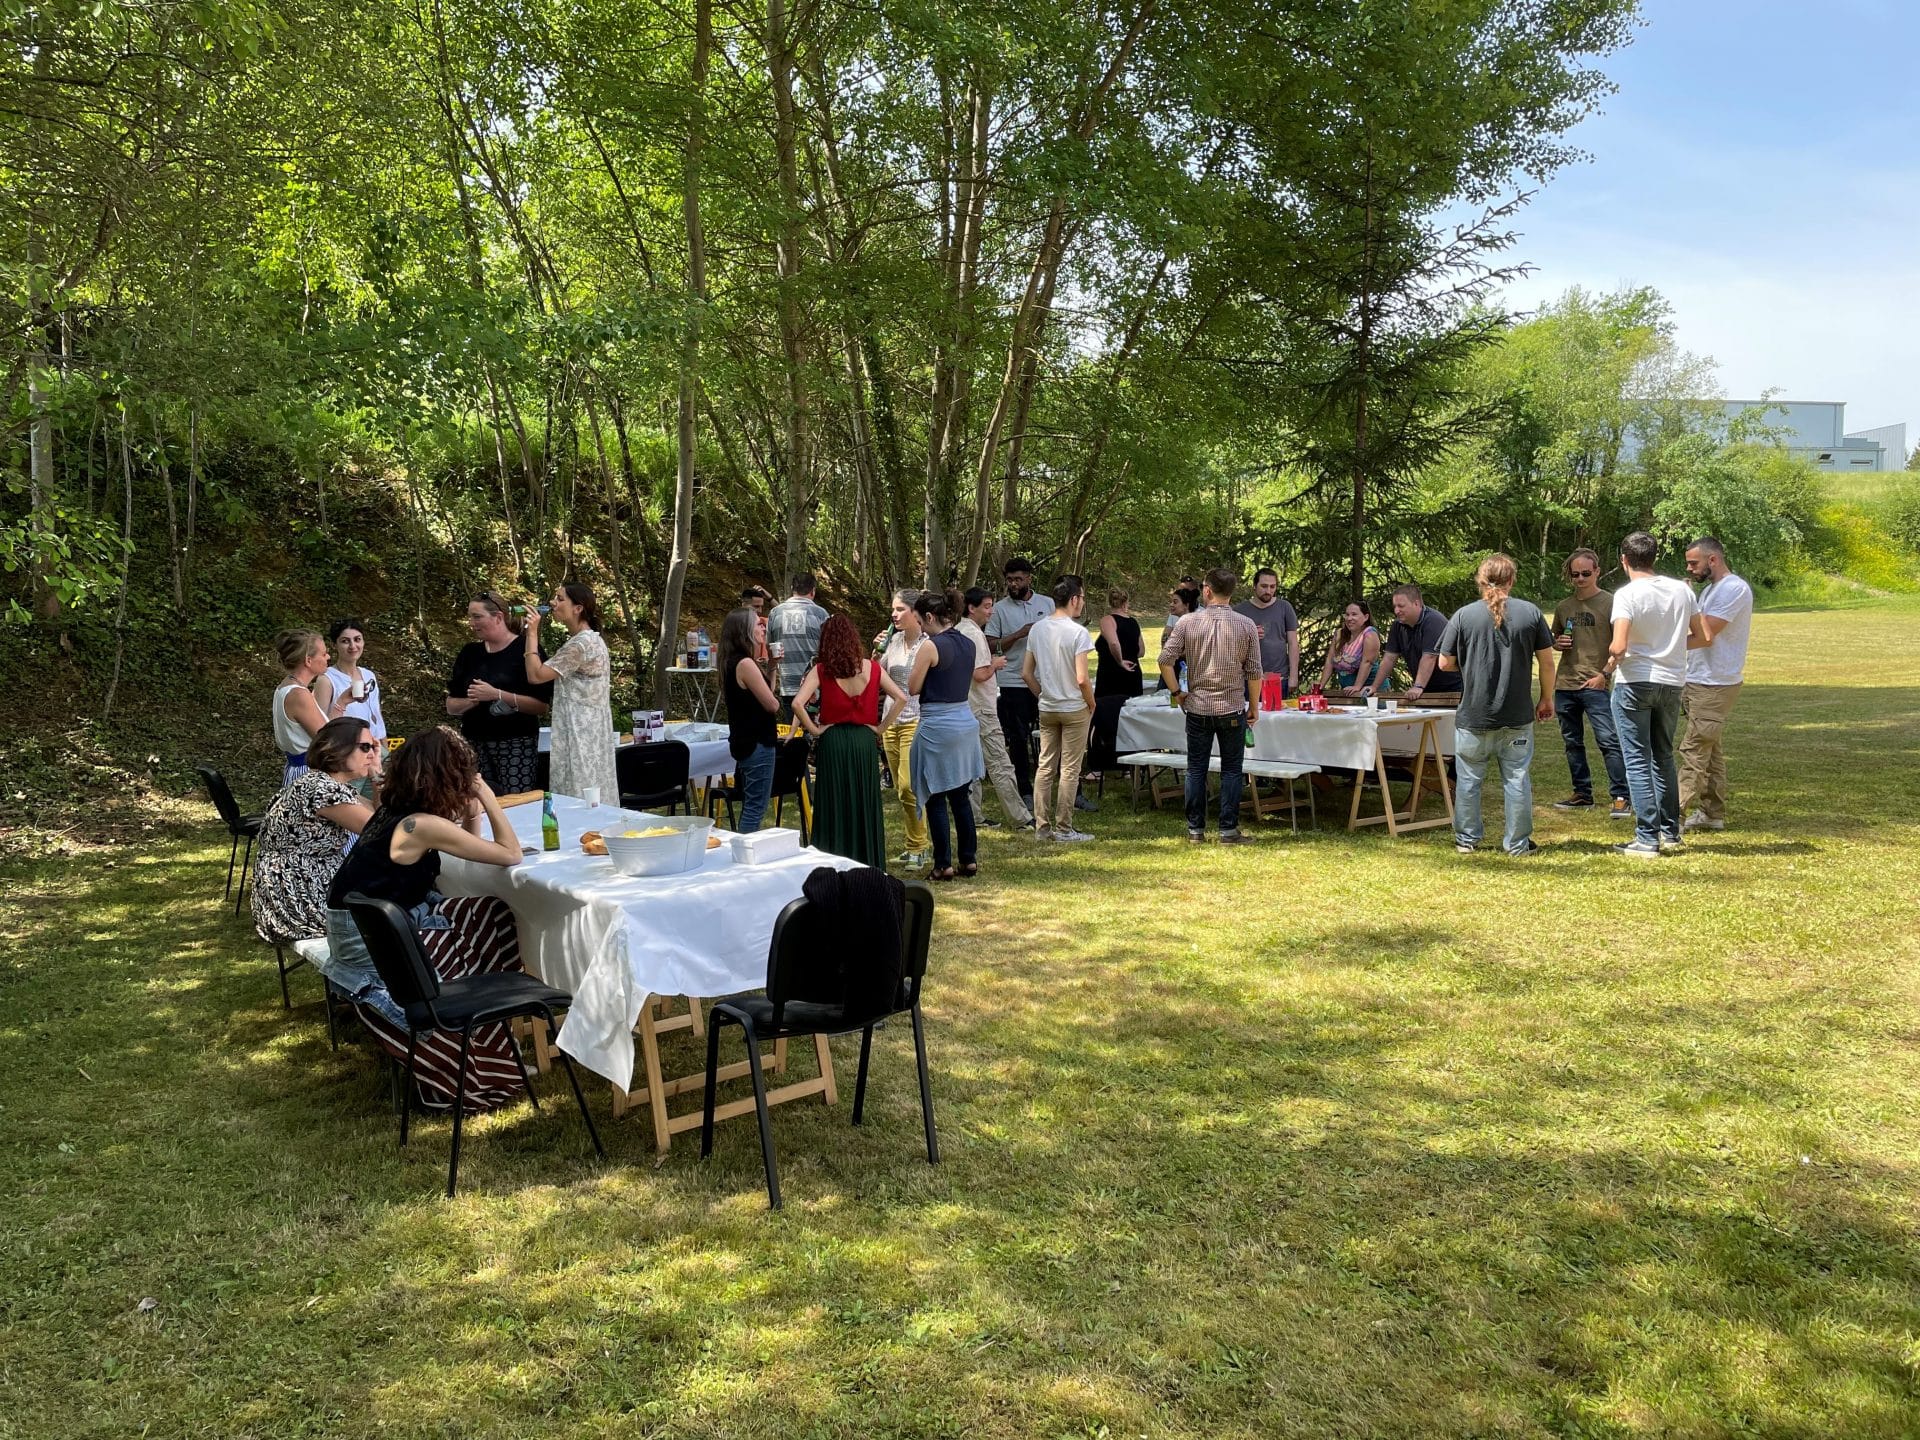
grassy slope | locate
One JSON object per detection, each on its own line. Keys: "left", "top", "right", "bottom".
{"left": 5, "top": 601, "right": 1920, "bottom": 1439}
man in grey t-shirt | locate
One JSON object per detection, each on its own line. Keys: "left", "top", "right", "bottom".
{"left": 1437, "top": 555, "right": 1556, "bottom": 856}
{"left": 766, "top": 572, "right": 828, "bottom": 714}
{"left": 984, "top": 556, "right": 1054, "bottom": 803}
{"left": 1231, "top": 566, "right": 1300, "bottom": 694}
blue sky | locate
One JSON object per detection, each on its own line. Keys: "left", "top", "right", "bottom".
{"left": 1498, "top": 0, "right": 1917, "bottom": 448}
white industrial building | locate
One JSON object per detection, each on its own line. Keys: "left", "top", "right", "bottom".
{"left": 1722, "top": 401, "right": 1905, "bottom": 473}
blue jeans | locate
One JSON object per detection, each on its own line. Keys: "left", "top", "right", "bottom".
{"left": 924, "top": 786, "right": 977, "bottom": 871}
{"left": 1453, "top": 726, "right": 1536, "bottom": 853}
{"left": 1611, "top": 681, "right": 1682, "bottom": 845}
{"left": 1184, "top": 709, "right": 1246, "bottom": 835}
{"left": 735, "top": 743, "right": 776, "bottom": 833}
{"left": 1555, "top": 687, "right": 1628, "bottom": 802}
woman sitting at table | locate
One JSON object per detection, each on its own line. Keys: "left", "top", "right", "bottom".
{"left": 272, "top": 629, "right": 348, "bottom": 787}
{"left": 323, "top": 727, "right": 531, "bottom": 1113}
{"left": 1320, "top": 600, "right": 1383, "bottom": 694}
{"left": 251, "top": 718, "right": 381, "bottom": 943}
{"left": 524, "top": 581, "right": 618, "bottom": 804}
{"left": 718, "top": 605, "right": 781, "bottom": 832}
{"left": 792, "top": 615, "right": 908, "bottom": 870}
{"left": 908, "top": 589, "right": 985, "bottom": 880}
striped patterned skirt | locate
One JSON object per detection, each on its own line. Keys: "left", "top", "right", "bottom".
{"left": 352, "top": 895, "right": 529, "bottom": 1114}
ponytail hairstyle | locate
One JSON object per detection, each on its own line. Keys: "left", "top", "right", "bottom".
{"left": 559, "top": 580, "right": 602, "bottom": 631}
{"left": 276, "top": 628, "right": 323, "bottom": 673}
{"left": 1476, "top": 553, "right": 1517, "bottom": 629}
{"left": 913, "top": 588, "right": 959, "bottom": 629}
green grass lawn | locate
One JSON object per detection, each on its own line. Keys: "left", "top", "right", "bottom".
{"left": 7, "top": 600, "right": 1920, "bottom": 1438}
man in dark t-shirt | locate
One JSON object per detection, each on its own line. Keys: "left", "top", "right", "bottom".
{"left": 1437, "top": 558, "right": 1556, "bottom": 856}
{"left": 1363, "top": 583, "right": 1462, "bottom": 698}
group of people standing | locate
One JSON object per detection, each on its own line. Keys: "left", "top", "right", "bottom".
{"left": 1432, "top": 532, "right": 1752, "bottom": 856}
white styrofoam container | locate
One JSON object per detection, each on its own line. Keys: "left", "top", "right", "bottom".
{"left": 730, "top": 827, "right": 802, "bottom": 865}
{"left": 602, "top": 813, "right": 717, "bottom": 876}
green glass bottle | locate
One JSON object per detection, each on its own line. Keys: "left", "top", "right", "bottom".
{"left": 541, "top": 791, "right": 560, "bottom": 852}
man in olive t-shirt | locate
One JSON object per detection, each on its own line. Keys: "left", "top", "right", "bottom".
{"left": 1549, "top": 548, "right": 1629, "bottom": 818}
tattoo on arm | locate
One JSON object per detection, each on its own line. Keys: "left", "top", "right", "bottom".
{"left": 402, "top": 816, "right": 417, "bottom": 834}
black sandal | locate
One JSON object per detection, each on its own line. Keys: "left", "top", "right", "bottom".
{"left": 958, "top": 863, "right": 979, "bottom": 878}
{"left": 930, "top": 866, "right": 957, "bottom": 882}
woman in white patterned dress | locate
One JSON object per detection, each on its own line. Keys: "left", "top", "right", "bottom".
{"left": 525, "top": 581, "right": 619, "bottom": 802}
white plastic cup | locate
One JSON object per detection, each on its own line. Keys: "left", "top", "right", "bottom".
{"left": 582, "top": 786, "right": 601, "bottom": 808}
{"left": 1384, "top": 700, "right": 1398, "bottom": 713}
{"left": 1366, "top": 696, "right": 1380, "bottom": 712}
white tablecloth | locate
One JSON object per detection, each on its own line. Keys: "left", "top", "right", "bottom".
{"left": 439, "top": 795, "right": 856, "bottom": 1090}
{"left": 1115, "top": 696, "right": 1455, "bottom": 772}
{"left": 537, "top": 724, "right": 734, "bottom": 784}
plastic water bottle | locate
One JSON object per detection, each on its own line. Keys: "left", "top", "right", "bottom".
{"left": 541, "top": 791, "right": 560, "bottom": 852}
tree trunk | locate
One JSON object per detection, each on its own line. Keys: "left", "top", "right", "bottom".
{"left": 102, "top": 409, "right": 135, "bottom": 723}
{"left": 184, "top": 404, "right": 199, "bottom": 590}
{"left": 1350, "top": 128, "right": 1375, "bottom": 599}
{"left": 656, "top": 0, "right": 709, "bottom": 708}
{"left": 155, "top": 419, "right": 184, "bottom": 609}
{"left": 767, "top": 0, "right": 812, "bottom": 580}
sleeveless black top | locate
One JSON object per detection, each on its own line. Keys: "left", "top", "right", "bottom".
{"left": 920, "top": 629, "right": 975, "bottom": 705}
{"left": 1094, "top": 615, "right": 1144, "bottom": 699}
{"left": 724, "top": 659, "right": 779, "bottom": 760}
{"left": 326, "top": 808, "right": 441, "bottom": 910}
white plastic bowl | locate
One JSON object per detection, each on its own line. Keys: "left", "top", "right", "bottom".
{"left": 601, "top": 814, "right": 717, "bottom": 877}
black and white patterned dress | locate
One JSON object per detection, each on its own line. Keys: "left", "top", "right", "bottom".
{"left": 251, "top": 770, "right": 362, "bottom": 941}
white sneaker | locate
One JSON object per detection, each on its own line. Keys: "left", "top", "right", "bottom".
{"left": 1055, "top": 828, "right": 1096, "bottom": 843}
{"left": 897, "top": 850, "right": 926, "bottom": 868}
{"left": 1681, "top": 809, "right": 1725, "bottom": 833}
{"left": 1033, "top": 826, "right": 1056, "bottom": 842}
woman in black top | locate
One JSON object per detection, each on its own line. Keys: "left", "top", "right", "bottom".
{"left": 1088, "top": 586, "right": 1144, "bottom": 773}
{"left": 445, "top": 591, "right": 554, "bottom": 793}
{"left": 323, "top": 726, "right": 532, "bottom": 1113}
{"left": 720, "top": 606, "right": 781, "bottom": 832}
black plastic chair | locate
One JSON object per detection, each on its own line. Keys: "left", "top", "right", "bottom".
{"left": 195, "top": 766, "right": 264, "bottom": 917}
{"left": 617, "top": 739, "right": 690, "bottom": 814}
{"left": 342, "top": 892, "right": 605, "bottom": 1198}
{"left": 705, "top": 735, "right": 811, "bottom": 841}
{"left": 701, "top": 880, "right": 936, "bottom": 1209}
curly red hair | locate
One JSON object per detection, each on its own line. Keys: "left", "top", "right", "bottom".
{"left": 815, "top": 614, "right": 864, "bottom": 679}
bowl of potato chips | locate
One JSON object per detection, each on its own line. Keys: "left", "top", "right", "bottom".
{"left": 598, "top": 814, "right": 718, "bottom": 876}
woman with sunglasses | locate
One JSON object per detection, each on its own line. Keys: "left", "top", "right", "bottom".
{"left": 445, "top": 591, "right": 553, "bottom": 793}
{"left": 251, "top": 718, "right": 381, "bottom": 944}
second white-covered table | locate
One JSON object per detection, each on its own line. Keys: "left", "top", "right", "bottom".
{"left": 1115, "top": 698, "right": 1456, "bottom": 836}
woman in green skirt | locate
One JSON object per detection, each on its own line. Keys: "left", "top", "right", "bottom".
{"left": 792, "top": 614, "right": 910, "bottom": 869}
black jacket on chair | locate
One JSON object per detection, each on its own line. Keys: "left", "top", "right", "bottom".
{"left": 795, "top": 865, "right": 905, "bottom": 1017}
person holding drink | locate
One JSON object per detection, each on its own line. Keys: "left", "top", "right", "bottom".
{"left": 523, "top": 581, "right": 619, "bottom": 805}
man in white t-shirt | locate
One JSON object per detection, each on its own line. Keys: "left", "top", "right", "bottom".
{"left": 1678, "top": 537, "right": 1753, "bottom": 833}
{"left": 1021, "top": 575, "right": 1096, "bottom": 842}
{"left": 1603, "top": 531, "right": 1707, "bottom": 856}
{"left": 956, "top": 588, "right": 1033, "bottom": 830}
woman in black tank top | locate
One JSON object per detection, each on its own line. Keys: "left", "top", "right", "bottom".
{"left": 322, "top": 727, "right": 534, "bottom": 1113}
{"left": 719, "top": 606, "right": 782, "bottom": 832}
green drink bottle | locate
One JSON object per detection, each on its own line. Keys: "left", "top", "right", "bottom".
{"left": 541, "top": 791, "right": 560, "bottom": 852}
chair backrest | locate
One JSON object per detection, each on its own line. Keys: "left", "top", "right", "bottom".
{"left": 765, "top": 876, "right": 932, "bottom": 1023}
{"left": 770, "top": 733, "right": 811, "bottom": 798}
{"left": 195, "top": 765, "right": 242, "bottom": 830}
{"left": 617, "top": 739, "right": 690, "bottom": 796}
{"left": 342, "top": 892, "right": 442, "bottom": 1019}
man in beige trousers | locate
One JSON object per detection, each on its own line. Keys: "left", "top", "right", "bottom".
{"left": 1023, "top": 576, "right": 1096, "bottom": 842}
{"left": 1679, "top": 536, "right": 1753, "bottom": 832}
{"left": 957, "top": 587, "right": 1033, "bottom": 829}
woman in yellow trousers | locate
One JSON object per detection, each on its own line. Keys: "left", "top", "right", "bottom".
{"left": 881, "top": 590, "right": 931, "bottom": 868}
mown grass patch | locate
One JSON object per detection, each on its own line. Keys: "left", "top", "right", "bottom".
{"left": 4, "top": 602, "right": 1920, "bottom": 1438}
